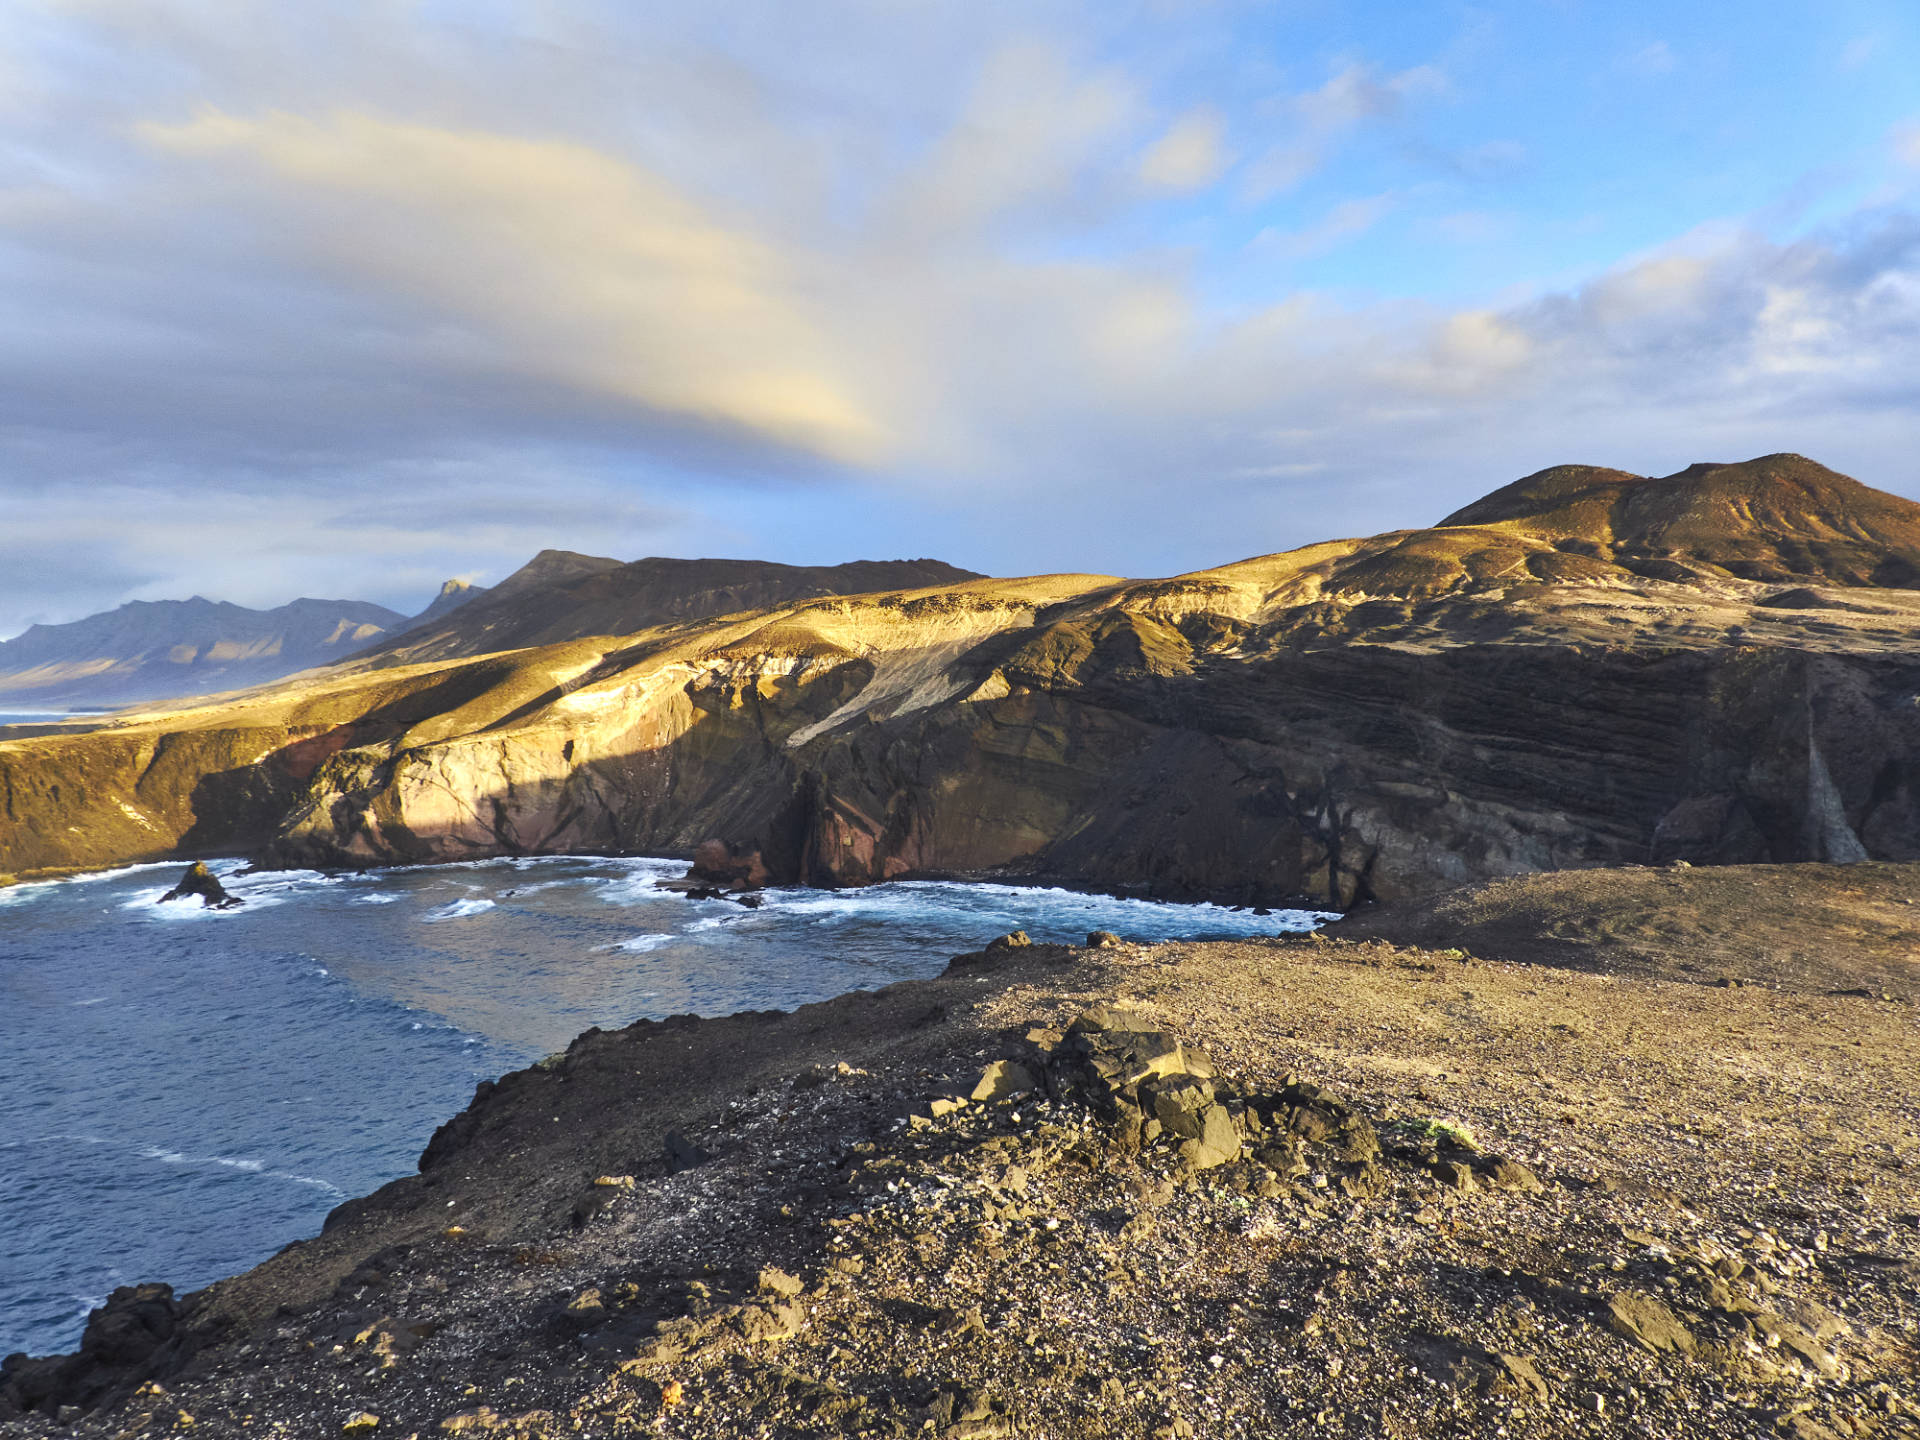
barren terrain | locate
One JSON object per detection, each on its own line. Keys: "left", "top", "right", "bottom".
{"left": 5, "top": 862, "right": 1915, "bottom": 1439}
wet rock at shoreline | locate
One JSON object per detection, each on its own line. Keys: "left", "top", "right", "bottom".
{"left": 156, "top": 862, "right": 242, "bottom": 910}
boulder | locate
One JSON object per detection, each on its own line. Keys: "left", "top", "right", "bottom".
{"left": 971, "top": 1060, "right": 1037, "bottom": 1103}
{"left": 0, "top": 1283, "right": 185, "bottom": 1417}
{"left": 1606, "top": 1292, "right": 1695, "bottom": 1355}
{"left": 1146, "top": 1077, "right": 1218, "bottom": 1139}
{"left": 685, "top": 839, "right": 770, "bottom": 891}
{"left": 1177, "top": 1105, "right": 1242, "bottom": 1171}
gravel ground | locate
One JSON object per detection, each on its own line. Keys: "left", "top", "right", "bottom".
{"left": 4, "top": 867, "right": 1917, "bottom": 1440}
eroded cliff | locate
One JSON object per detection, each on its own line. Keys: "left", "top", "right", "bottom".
{"left": 7, "top": 455, "right": 1920, "bottom": 904}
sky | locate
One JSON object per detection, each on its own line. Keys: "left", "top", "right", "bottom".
{"left": 2, "top": 0, "right": 1918, "bottom": 636}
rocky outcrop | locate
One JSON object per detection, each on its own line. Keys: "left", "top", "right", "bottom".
{"left": 157, "top": 861, "right": 241, "bottom": 909}
{"left": 0, "top": 1283, "right": 195, "bottom": 1418}
{"left": 7, "top": 456, "right": 1920, "bottom": 904}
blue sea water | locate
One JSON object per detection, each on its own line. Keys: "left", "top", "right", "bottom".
{"left": 0, "top": 856, "right": 1326, "bottom": 1357}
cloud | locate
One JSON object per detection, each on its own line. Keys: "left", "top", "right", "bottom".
{"left": 1241, "top": 62, "right": 1449, "bottom": 202}
{"left": 1839, "top": 33, "right": 1879, "bottom": 71}
{"left": 1895, "top": 121, "right": 1920, "bottom": 170}
{"left": 137, "top": 108, "right": 888, "bottom": 464}
{"left": 889, "top": 40, "right": 1135, "bottom": 238}
{"left": 1254, "top": 192, "right": 1397, "bottom": 258}
{"left": 1139, "top": 105, "right": 1228, "bottom": 190}
{"left": 1295, "top": 62, "right": 1448, "bottom": 131}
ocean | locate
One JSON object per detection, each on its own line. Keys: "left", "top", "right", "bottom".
{"left": 0, "top": 855, "right": 1326, "bottom": 1357}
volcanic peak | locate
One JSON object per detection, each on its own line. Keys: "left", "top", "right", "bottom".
{"left": 1437, "top": 453, "right": 1920, "bottom": 589}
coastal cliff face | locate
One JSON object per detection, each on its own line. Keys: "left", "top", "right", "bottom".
{"left": 7, "top": 454, "right": 1920, "bottom": 904}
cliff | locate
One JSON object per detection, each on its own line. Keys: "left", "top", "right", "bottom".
{"left": 6, "top": 455, "right": 1920, "bottom": 903}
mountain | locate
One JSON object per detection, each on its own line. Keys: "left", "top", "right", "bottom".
{"left": 1437, "top": 453, "right": 1920, "bottom": 587}
{"left": 360, "top": 553, "right": 986, "bottom": 665}
{"left": 0, "top": 596, "right": 410, "bottom": 711}
{"left": 7, "top": 454, "right": 1920, "bottom": 905}
{"left": 403, "top": 578, "right": 491, "bottom": 630}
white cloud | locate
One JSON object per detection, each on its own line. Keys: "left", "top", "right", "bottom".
{"left": 1254, "top": 192, "right": 1397, "bottom": 259}
{"left": 1139, "top": 105, "right": 1228, "bottom": 190}
{"left": 889, "top": 40, "right": 1135, "bottom": 238}
{"left": 137, "top": 109, "right": 889, "bottom": 464}
{"left": 1895, "top": 121, "right": 1920, "bottom": 170}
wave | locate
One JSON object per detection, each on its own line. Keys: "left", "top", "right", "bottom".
{"left": 120, "top": 887, "right": 285, "bottom": 919}
{"left": 608, "top": 933, "right": 677, "bottom": 954}
{"left": 421, "top": 897, "right": 496, "bottom": 922}
{"left": 132, "top": 1145, "right": 347, "bottom": 1199}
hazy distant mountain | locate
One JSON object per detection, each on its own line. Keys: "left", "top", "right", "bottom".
{"left": 0, "top": 596, "right": 410, "bottom": 710}
{"left": 362, "top": 552, "right": 986, "bottom": 665}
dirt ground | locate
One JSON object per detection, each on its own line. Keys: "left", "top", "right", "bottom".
{"left": 3, "top": 863, "right": 1917, "bottom": 1439}
{"left": 1335, "top": 860, "right": 1920, "bottom": 995}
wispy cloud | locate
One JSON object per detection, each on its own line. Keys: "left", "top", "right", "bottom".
{"left": 138, "top": 109, "right": 889, "bottom": 463}
{"left": 1241, "top": 62, "right": 1449, "bottom": 202}
{"left": 1253, "top": 192, "right": 1397, "bottom": 259}
{"left": 1139, "top": 105, "right": 1228, "bottom": 190}
{"left": 1839, "top": 33, "right": 1880, "bottom": 71}
{"left": 1895, "top": 121, "right": 1920, "bottom": 170}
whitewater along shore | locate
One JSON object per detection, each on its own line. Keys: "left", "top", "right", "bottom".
{"left": 14, "top": 456, "right": 1920, "bottom": 910}
{"left": 4, "top": 863, "right": 1916, "bottom": 1438}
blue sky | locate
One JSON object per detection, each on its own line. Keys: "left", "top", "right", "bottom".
{"left": 2, "top": 0, "right": 1918, "bottom": 634}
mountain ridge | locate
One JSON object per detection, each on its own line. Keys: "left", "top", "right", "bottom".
{"left": 358, "top": 554, "right": 988, "bottom": 666}
{"left": 5, "top": 454, "right": 1920, "bottom": 905}
{"left": 0, "top": 596, "right": 410, "bottom": 711}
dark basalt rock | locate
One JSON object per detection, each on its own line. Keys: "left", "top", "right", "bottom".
{"left": 0, "top": 1284, "right": 188, "bottom": 1418}
{"left": 157, "top": 861, "right": 241, "bottom": 909}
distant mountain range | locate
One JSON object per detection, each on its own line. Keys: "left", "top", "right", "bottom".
{"left": 0, "top": 596, "right": 424, "bottom": 711}
{"left": 0, "top": 555, "right": 984, "bottom": 712}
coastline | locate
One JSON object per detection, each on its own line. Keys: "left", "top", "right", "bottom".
{"left": 6, "top": 862, "right": 1916, "bottom": 1437}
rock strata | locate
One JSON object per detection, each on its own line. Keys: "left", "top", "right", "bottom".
{"left": 12, "top": 456, "right": 1920, "bottom": 902}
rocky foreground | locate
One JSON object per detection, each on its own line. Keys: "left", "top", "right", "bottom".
{"left": 4, "top": 864, "right": 1916, "bottom": 1439}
